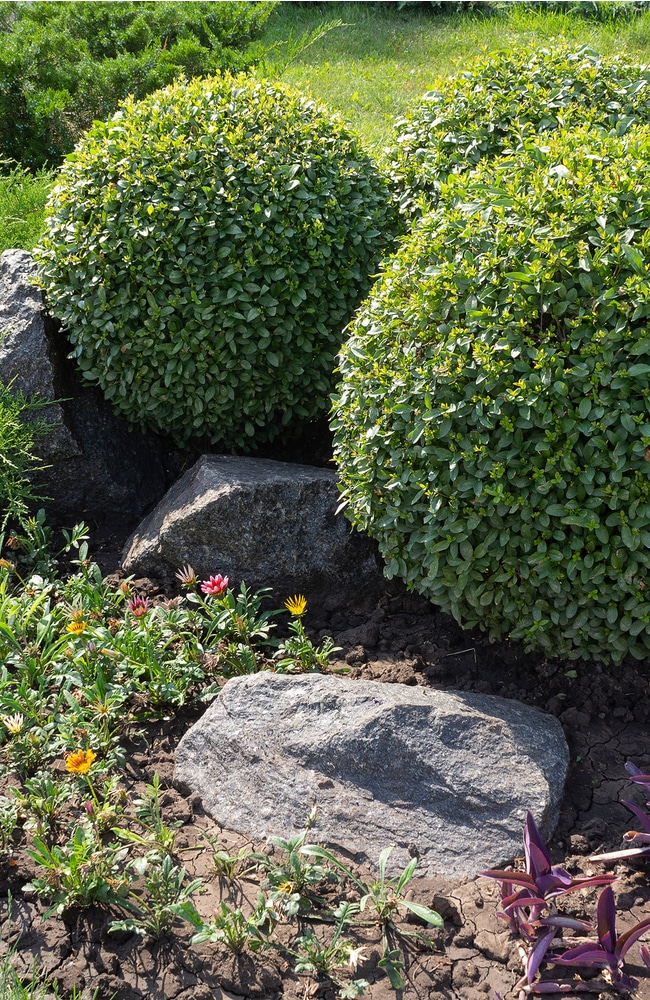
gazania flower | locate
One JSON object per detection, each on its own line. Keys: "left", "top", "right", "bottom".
{"left": 0, "top": 558, "right": 14, "bottom": 570}
{"left": 128, "top": 595, "right": 150, "bottom": 618}
{"left": 175, "top": 563, "right": 197, "bottom": 587}
{"left": 348, "top": 946, "right": 366, "bottom": 972}
{"left": 66, "top": 620, "right": 87, "bottom": 635}
{"left": 2, "top": 712, "right": 24, "bottom": 735}
{"left": 285, "top": 594, "right": 307, "bottom": 617}
{"left": 201, "top": 574, "right": 229, "bottom": 596}
{"left": 65, "top": 748, "right": 96, "bottom": 774}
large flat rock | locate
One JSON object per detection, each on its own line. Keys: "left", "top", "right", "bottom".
{"left": 174, "top": 673, "right": 569, "bottom": 879}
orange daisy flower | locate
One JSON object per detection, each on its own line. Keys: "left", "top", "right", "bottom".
{"left": 65, "top": 748, "right": 96, "bottom": 774}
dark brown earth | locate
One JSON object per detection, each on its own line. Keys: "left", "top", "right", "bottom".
{"left": 1, "top": 428, "right": 649, "bottom": 1000}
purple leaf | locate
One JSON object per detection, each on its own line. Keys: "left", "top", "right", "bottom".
{"left": 623, "top": 831, "right": 650, "bottom": 846}
{"left": 640, "top": 944, "right": 650, "bottom": 970}
{"left": 616, "top": 914, "right": 650, "bottom": 960}
{"left": 530, "top": 984, "right": 590, "bottom": 994}
{"left": 527, "top": 927, "right": 558, "bottom": 983}
{"left": 597, "top": 884, "right": 617, "bottom": 956}
{"left": 552, "top": 943, "right": 612, "bottom": 968}
{"left": 540, "top": 915, "right": 592, "bottom": 932}
{"left": 589, "top": 846, "right": 650, "bottom": 862}
{"left": 482, "top": 869, "right": 537, "bottom": 890}
{"left": 524, "top": 810, "right": 552, "bottom": 880}
{"left": 503, "top": 893, "right": 548, "bottom": 912}
{"left": 621, "top": 798, "right": 650, "bottom": 834}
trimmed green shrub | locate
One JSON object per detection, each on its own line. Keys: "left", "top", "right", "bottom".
{"left": 35, "top": 74, "right": 397, "bottom": 450}
{"left": 0, "top": 1, "right": 276, "bottom": 171}
{"left": 388, "top": 46, "right": 650, "bottom": 218}
{"left": 332, "top": 126, "right": 650, "bottom": 663}
{"left": 0, "top": 382, "right": 49, "bottom": 529}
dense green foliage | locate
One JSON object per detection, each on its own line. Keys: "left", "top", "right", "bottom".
{"left": 332, "top": 126, "right": 650, "bottom": 663}
{"left": 0, "top": 382, "right": 49, "bottom": 529}
{"left": 0, "top": 164, "right": 54, "bottom": 255}
{"left": 388, "top": 46, "right": 650, "bottom": 217}
{"left": 0, "top": 1, "right": 276, "bottom": 171}
{"left": 36, "top": 74, "right": 396, "bottom": 450}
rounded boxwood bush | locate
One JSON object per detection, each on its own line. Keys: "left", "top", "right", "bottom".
{"left": 35, "top": 74, "right": 397, "bottom": 449}
{"left": 332, "top": 126, "right": 650, "bottom": 663}
{"left": 388, "top": 46, "right": 650, "bottom": 218}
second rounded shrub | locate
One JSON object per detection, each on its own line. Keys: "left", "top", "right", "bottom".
{"left": 388, "top": 45, "right": 650, "bottom": 218}
{"left": 333, "top": 126, "right": 650, "bottom": 663}
{"left": 36, "top": 74, "right": 397, "bottom": 449}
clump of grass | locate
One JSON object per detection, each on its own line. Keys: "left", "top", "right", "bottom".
{"left": 0, "top": 382, "right": 51, "bottom": 530}
{"left": 0, "top": 163, "right": 53, "bottom": 256}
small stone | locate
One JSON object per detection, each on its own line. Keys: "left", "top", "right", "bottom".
{"left": 345, "top": 645, "right": 368, "bottom": 666}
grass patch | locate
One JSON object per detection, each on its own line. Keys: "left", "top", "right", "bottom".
{"left": 259, "top": 2, "right": 650, "bottom": 156}
{"left": 0, "top": 165, "right": 54, "bottom": 256}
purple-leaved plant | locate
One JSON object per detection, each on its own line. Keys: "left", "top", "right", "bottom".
{"left": 482, "top": 811, "right": 616, "bottom": 988}
{"left": 549, "top": 884, "right": 650, "bottom": 994}
{"left": 591, "top": 761, "right": 650, "bottom": 864}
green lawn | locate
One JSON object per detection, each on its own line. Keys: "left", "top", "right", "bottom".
{"left": 259, "top": 1, "right": 650, "bottom": 156}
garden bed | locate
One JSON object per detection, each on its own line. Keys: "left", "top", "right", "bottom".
{"left": 1, "top": 536, "right": 648, "bottom": 999}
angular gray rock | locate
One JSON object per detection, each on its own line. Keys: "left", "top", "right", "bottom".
{"left": 174, "top": 672, "right": 569, "bottom": 879}
{"left": 0, "top": 249, "right": 166, "bottom": 520}
{"left": 121, "top": 455, "right": 385, "bottom": 601}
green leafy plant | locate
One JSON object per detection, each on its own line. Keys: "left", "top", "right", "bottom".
{"left": 191, "top": 579, "right": 278, "bottom": 677}
{"left": 35, "top": 73, "right": 397, "bottom": 450}
{"left": 302, "top": 845, "right": 442, "bottom": 989}
{"left": 0, "top": 384, "right": 51, "bottom": 532}
{"left": 25, "top": 825, "right": 131, "bottom": 917}
{"left": 0, "top": 161, "right": 53, "bottom": 254}
{"left": 109, "top": 853, "right": 203, "bottom": 939}
{"left": 12, "top": 771, "right": 72, "bottom": 837}
{"left": 0, "top": 794, "right": 18, "bottom": 856}
{"left": 191, "top": 896, "right": 273, "bottom": 954}
{"left": 0, "top": 510, "right": 89, "bottom": 583}
{"left": 333, "top": 124, "right": 650, "bottom": 663}
{"left": 205, "top": 834, "right": 256, "bottom": 879}
{"left": 287, "top": 905, "right": 369, "bottom": 999}
{"left": 274, "top": 595, "right": 341, "bottom": 673}
{"left": 254, "top": 827, "right": 338, "bottom": 917}
{"left": 387, "top": 45, "right": 650, "bottom": 217}
{"left": 115, "top": 773, "right": 182, "bottom": 856}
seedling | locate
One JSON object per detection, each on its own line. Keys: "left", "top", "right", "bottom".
{"left": 191, "top": 896, "right": 272, "bottom": 954}
{"left": 302, "top": 844, "right": 442, "bottom": 989}
{"left": 254, "top": 828, "right": 338, "bottom": 916}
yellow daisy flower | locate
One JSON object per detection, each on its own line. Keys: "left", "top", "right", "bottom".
{"left": 284, "top": 594, "right": 307, "bottom": 617}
